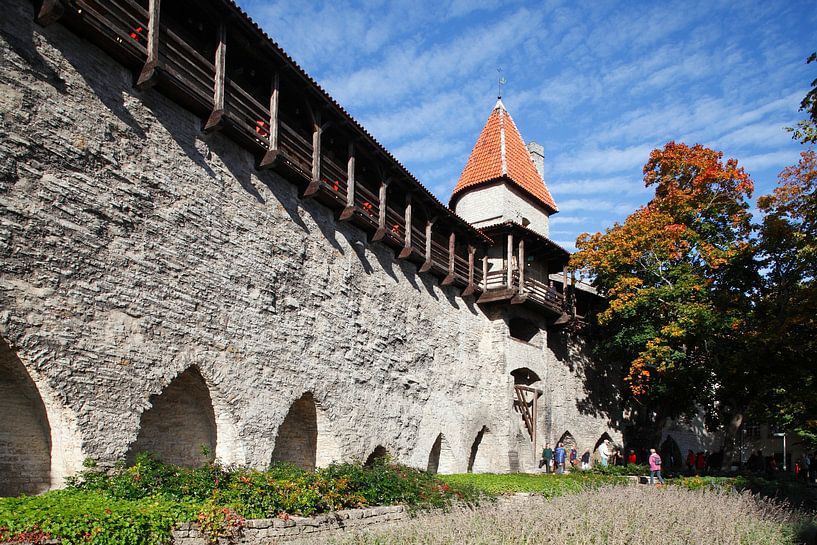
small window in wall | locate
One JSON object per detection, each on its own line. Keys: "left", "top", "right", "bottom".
{"left": 521, "top": 217, "right": 530, "bottom": 227}
{"left": 508, "top": 317, "right": 538, "bottom": 343}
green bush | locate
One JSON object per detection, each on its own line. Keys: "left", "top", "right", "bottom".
{"left": 0, "top": 489, "right": 198, "bottom": 545}
{"left": 0, "top": 454, "right": 480, "bottom": 544}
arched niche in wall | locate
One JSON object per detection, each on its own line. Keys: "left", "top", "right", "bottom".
{"left": 660, "top": 435, "right": 682, "bottom": 468}
{"left": 557, "top": 430, "right": 578, "bottom": 451}
{"left": 364, "top": 445, "right": 389, "bottom": 468}
{"left": 511, "top": 367, "right": 541, "bottom": 386}
{"left": 426, "top": 433, "right": 456, "bottom": 474}
{"left": 126, "top": 366, "right": 217, "bottom": 466}
{"left": 593, "top": 432, "right": 614, "bottom": 456}
{"left": 270, "top": 392, "right": 340, "bottom": 471}
{"left": 508, "top": 317, "right": 539, "bottom": 344}
{"left": 467, "top": 426, "right": 495, "bottom": 473}
{"left": 0, "top": 338, "right": 51, "bottom": 496}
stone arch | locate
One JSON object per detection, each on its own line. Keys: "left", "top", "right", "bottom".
{"left": 593, "top": 432, "right": 613, "bottom": 452}
{"left": 427, "top": 433, "right": 456, "bottom": 474}
{"left": 364, "top": 445, "right": 389, "bottom": 467}
{"left": 510, "top": 367, "right": 541, "bottom": 386}
{"left": 661, "top": 435, "right": 682, "bottom": 468}
{"left": 0, "top": 339, "right": 51, "bottom": 496}
{"left": 558, "top": 430, "right": 577, "bottom": 451}
{"left": 467, "top": 426, "right": 497, "bottom": 473}
{"left": 270, "top": 392, "right": 339, "bottom": 470}
{"left": 126, "top": 366, "right": 217, "bottom": 466}
{"left": 508, "top": 317, "right": 539, "bottom": 343}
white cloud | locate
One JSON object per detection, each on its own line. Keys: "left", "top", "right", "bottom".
{"left": 548, "top": 176, "right": 649, "bottom": 196}
{"left": 551, "top": 145, "right": 654, "bottom": 176}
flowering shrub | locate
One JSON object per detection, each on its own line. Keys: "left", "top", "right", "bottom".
{"left": 0, "top": 453, "right": 478, "bottom": 544}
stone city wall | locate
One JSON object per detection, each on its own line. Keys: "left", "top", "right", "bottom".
{"left": 0, "top": 0, "right": 620, "bottom": 492}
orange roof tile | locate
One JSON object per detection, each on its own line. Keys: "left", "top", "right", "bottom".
{"left": 451, "top": 100, "right": 557, "bottom": 212}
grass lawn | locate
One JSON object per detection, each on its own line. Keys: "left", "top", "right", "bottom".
{"left": 439, "top": 471, "right": 624, "bottom": 496}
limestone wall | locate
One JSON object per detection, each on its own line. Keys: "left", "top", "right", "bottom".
{"left": 0, "top": 0, "right": 620, "bottom": 486}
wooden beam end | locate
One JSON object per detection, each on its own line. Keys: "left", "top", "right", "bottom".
{"left": 339, "top": 206, "right": 355, "bottom": 221}
{"left": 135, "top": 62, "right": 160, "bottom": 90}
{"left": 371, "top": 228, "right": 386, "bottom": 242}
{"left": 441, "top": 274, "right": 455, "bottom": 286}
{"left": 202, "top": 110, "right": 225, "bottom": 133}
{"left": 462, "top": 284, "right": 476, "bottom": 297}
{"left": 302, "top": 180, "right": 321, "bottom": 198}
{"left": 35, "top": 0, "right": 64, "bottom": 26}
{"left": 257, "top": 149, "right": 280, "bottom": 170}
{"left": 419, "top": 260, "right": 432, "bottom": 273}
{"left": 397, "top": 246, "right": 412, "bottom": 260}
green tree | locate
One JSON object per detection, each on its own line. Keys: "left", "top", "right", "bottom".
{"left": 787, "top": 52, "right": 817, "bottom": 144}
{"left": 754, "top": 150, "right": 817, "bottom": 444}
{"left": 571, "top": 142, "right": 758, "bottom": 451}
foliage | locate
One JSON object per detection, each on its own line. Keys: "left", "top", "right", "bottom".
{"left": 438, "top": 472, "right": 622, "bottom": 496}
{"left": 571, "top": 142, "right": 756, "bottom": 432}
{"left": 754, "top": 149, "right": 817, "bottom": 439}
{"left": 328, "top": 485, "right": 815, "bottom": 545}
{"left": 1, "top": 454, "right": 478, "bottom": 545}
{"left": 787, "top": 52, "right": 817, "bottom": 144}
{"left": 0, "top": 489, "right": 198, "bottom": 545}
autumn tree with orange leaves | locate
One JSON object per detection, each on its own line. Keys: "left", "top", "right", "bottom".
{"left": 571, "top": 142, "right": 757, "bottom": 448}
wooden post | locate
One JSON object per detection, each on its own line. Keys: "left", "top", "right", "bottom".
{"left": 482, "top": 255, "right": 488, "bottom": 290}
{"left": 203, "top": 23, "right": 227, "bottom": 132}
{"left": 518, "top": 238, "right": 526, "bottom": 295}
{"left": 303, "top": 108, "right": 321, "bottom": 197}
{"left": 372, "top": 179, "right": 390, "bottom": 241}
{"left": 339, "top": 142, "right": 355, "bottom": 220}
{"left": 462, "top": 244, "right": 476, "bottom": 296}
{"left": 563, "top": 265, "right": 568, "bottom": 306}
{"left": 136, "top": 0, "right": 161, "bottom": 89}
{"left": 442, "top": 232, "right": 455, "bottom": 285}
{"left": 419, "top": 218, "right": 435, "bottom": 272}
{"left": 506, "top": 233, "right": 514, "bottom": 288}
{"left": 397, "top": 193, "right": 412, "bottom": 259}
{"left": 258, "top": 72, "right": 280, "bottom": 169}
{"left": 532, "top": 390, "right": 538, "bottom": 458}
{"left": 35, "top": 0, "right": 64, "bottom": 26}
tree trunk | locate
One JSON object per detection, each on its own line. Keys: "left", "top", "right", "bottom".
{"left": 720, "top": 411, "right": 744, "bottom": 470}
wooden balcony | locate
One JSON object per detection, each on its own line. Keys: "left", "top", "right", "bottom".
{"left": 47, "top": 0, "right": 487, "bottom": 295}
{"left": 478, "top": 269, "right": 565, "bottom": 316}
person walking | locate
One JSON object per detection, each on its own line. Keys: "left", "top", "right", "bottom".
{"left": 569, "top": 446, "right": 578, "bottom": 469}
{"left": 555, "top": 442, "right": 566, "bottom": 474}
{"left": 599, "top": 439, "right": 610, "bottom": 467}
{"left": 542, "top": 443, "right": 553, "bottom": 474}
{"left": 581, "top": 449, "right": 591, "bottom": 470}
{"left": 649, "top": 448, "right": 665, "bottom": 485}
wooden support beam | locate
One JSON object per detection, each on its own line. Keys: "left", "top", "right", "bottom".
{"left": 482, "top": 254, "right": 488, "bottom": 290}
{"left": 372, "top": 178, "right": 390, "bottom": 241}
{"left": 35, "top": 0, "right": 64, "bottom": 26}
{"left": 339, "top": 142, "right": 355, "bottom": 220}
{"left": 518, "top": 238, "right": 526, "bottom": 295}
{"left": 441, "top": 232, "right": 456, "bottom": 286}
{"left": 506, "top": 233, "right": 514, "bottom": 288}
{"left": 303, "top": 109, "right": 322, "bottom": 197}
{"left": 419, "top": 218, "right": 436, "bottom": 273}
{"left": 203, "top": 23, "right": 227, "bottom": 132}
{"left": 258, "top": 72, "right": 280, "bottom": 169}
{"left": 397, "top": 193, "right": 412, "bottom": 259}
{"left": 462, "top": 244, "right": 476, "bottom": 296}
{"left": 136, "top": 0, "right": 161, "bottom": 89}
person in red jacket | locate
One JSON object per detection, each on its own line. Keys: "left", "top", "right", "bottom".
{"left": 627, "top": 450, "right": 637, "bottom": 465}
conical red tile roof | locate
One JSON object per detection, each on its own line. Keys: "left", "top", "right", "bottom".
{"left": 451, "top": 99, "right": 557, "bottom": 212}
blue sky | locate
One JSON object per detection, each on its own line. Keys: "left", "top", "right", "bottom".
{"left": 236, "top": 0, "right": 817, "bottom": 251}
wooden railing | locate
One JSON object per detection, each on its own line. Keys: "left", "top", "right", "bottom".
{"left": 54, "top": 0, "right": 485, "bottom": 293}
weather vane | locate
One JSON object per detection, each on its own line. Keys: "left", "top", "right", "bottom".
{"left": 497, "top": 67, "right": 507, "bottom": 99}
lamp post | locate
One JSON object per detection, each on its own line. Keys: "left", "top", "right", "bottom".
{"left": 772, "top": 432, "right": 787, "bottom": 471}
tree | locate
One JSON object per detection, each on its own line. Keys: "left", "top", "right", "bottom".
{"left": 787, "top": 52, "right": 817, "bottom": 144}
{"left": 754, "top": 150, "right": 817, "bottom": 444}
{"left": 571, "top": 142, "right": 757, "bottom": 449}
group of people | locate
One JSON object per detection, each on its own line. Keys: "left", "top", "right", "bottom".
{"left": 540, "top": 440, "right": 667, "bottom": 486}
{"left": 796, "top": 452, "right": 817, "bottom": 482}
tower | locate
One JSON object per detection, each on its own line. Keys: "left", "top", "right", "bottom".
{"left": 449, "top": 99, "right": 557, "bottom": 237}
